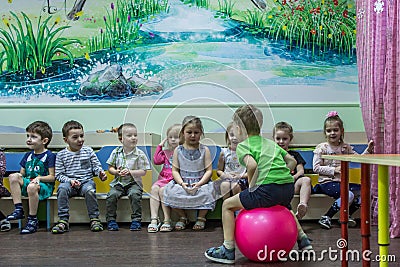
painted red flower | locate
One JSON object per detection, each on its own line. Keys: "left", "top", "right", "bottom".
{"left": 311, "top": 29, "right": 316, "bottom": 35}
{"left": 343, "top": 10, "right": 348, "bottom": 18}
{"left": 310, "top": 7, "right": 321, "bottom": 14}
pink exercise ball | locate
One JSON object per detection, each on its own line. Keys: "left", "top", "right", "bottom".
{"left": 235, "top": 206, "right": 297, "bottom": 262}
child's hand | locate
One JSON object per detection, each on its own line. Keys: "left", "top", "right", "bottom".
{"left": 70, "top": 180, "right": 81, "bottom": 188}
{"left": 334, "top": 166, "right": 341, "bottom": 174}
{"left": 99, "top": 171, "right": 107, "bottom": 181}
{"left": 119, "top": 168, "right": 130, "bottom": 177}
{"left": 186, "top": 184, "right": 199, "bottom": 195}
{"left": 30, "top": 177, "right": 40, "bottom": 185}
{"left": 229, "top": 172, "right": 241, "bottom": 179}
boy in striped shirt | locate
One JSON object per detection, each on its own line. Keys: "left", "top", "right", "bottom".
{"left": 52, "top": 120, "right": 107, "bottom": 234}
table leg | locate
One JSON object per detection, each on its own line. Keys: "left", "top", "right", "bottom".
{"left": 360, "top": 163, "right": 370, "bottom": 267}
{"left": 378, "top": 165, "right": 389, "bottom": 267}
{"left": 340, "top": 161, "right": 349, "bottom": 267}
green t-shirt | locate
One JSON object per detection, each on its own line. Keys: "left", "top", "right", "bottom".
{"left": 236, "top": 135, "right": 294, "bottom": 185}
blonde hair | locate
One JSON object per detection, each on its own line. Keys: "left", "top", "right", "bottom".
{"left": 166, "top": 124, "right": 181, "bottom": 148}
{"left": 117, "top": 123, "right": 137, "bottom": 141}
{"left": 232, "top": 104, "right": 263, "bottom": 136}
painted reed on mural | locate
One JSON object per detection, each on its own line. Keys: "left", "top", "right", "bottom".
{"left": 88, "top": 0, "right": 169, "bottom": 53}
{"left": 0, "top": 12, "right": 80, "bottom": 77}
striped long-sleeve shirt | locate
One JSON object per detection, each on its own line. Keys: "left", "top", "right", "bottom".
{"left": 55, "top": 146, "right": 103, "bottom": 183}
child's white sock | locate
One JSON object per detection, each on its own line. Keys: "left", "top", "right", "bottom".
{"left": 223, "top": 240, "right": 235, "bottom": 250}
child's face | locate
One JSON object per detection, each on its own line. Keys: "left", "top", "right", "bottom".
{"left": 167, "top": 129, "right": 179, "bottom": 149}
{"left": 232, "top": 122, "right": 246, "bottom": 143}
{"left": 324, "top": 121, "right": 343, "bottom": 145}
{"left": 227, "top": 127, "right": 239, "bottom": 149}
{"left": 273, "top": 130, "right": 291, "bottom": 151}
{"left": 121, "top": 126, "right": 137, "bottom": 149}
{"left": 183, "top": 123, "right": 202, "bottom": 146}
{"left": 26, "top": 131, "right": 47, "bottom": 152}
{"left": 64, "top": 128, "right": 85, "bottom": 152}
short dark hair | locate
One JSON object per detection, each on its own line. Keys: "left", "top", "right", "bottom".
{"left": 26, "top": 121, "right": 53, "bottom": 148}
{"left": 62, "top": 120, "right": 83, "bottom": 137}
{"left": 232, "top": 104, "right": 263, "bottom": 136}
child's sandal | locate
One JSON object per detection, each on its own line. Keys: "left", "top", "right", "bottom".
{"left": 0, "top": 219, "right": 11, "bottom": 232}
{"left": 296, "top": 202, "right": 308, "bottom": 220}
{"left": 90, "top": 218, "right": 104, "bottom": 232}
{"left": 147, "top": 217, "right": 161, "bottom": 233}
{"left": 174, "top": 217, "right": 188, "bottom": 231}
{"left": 160, "top": 220, "right": 173, "bottom": 232}
{"left": 52, "top": 220, "right": 69, "bottom": 234}
{"left": 193, "top": 217, "right": 206, "bottom": 230}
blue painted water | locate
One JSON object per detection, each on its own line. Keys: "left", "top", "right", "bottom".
{"left": 0, "top": 0, "right": 358, "bottom": 103}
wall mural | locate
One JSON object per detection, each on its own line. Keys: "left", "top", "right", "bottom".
{"left": 0, "top": 0, "right": 358, "bottom": 104}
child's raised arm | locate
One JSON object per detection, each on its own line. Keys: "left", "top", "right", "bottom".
{"left": 153, "top": 138, "right": 168, "bottom": 165}
{"left": 363, "top": 140, "right": 374, "bottom": 154}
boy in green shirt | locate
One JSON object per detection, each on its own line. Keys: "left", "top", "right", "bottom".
{"left": 205, "top": 104, "right": 310, "bottom": 264}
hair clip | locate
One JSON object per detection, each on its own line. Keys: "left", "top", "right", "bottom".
{"left": 326, "top": 111, "right": 339, "bottom": 118}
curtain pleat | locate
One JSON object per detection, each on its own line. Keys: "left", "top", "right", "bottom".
{"left": 356, "top": 0, "right": 400, "bottom": 238}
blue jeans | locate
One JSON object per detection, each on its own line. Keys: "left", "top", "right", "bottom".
{"left": 106, "top": 183, "right": 143, "bottom": 222}
{"left": 57, "top": 180, "right": 99, "bottom": 221}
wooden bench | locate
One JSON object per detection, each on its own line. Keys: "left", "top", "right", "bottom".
{"left": 1, "top": 131, "right": 367, "bottom": 226}
{"left": 0, "top": 132, "right": 160, "bottom": 226}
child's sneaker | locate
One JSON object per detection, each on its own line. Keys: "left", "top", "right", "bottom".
{"left": 20, "top": 218, "right": 39, "bottom": 234}
{"left": 297, "top": 236, "right": 313, "bottom": 250}
{"left": 107, "top": 220, "right": 119, "bottom": 231}
{"left": 319, "top": 215, "right": 331, "bottom": 229}
{"left": 130, "top": 220, "right": 141, "bottom": 231}
{"left": 0, "top": 219, "right": 11, "bottom": 232}
{"left": 90, "top": 218, "right": 104, "bottom": 232}
{"left": 6, "top": 209, "right": 24, "bottom": 220}
{"left": 348, "top": 217, "right": 357, "bottom": 228}
{"left": 205, "top": 245, "right": 235, "bottom": 264}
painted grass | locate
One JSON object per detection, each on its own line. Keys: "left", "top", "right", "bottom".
{"left": 0, "top": 11, "right": 80, "bottom": 77}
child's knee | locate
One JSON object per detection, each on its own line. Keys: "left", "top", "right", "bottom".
{"left": 26, "top": 183, "right": 39, "bottom": 195}
{"left": 84, "top": 188, "right": 96, "bottom": 198}
{"left": 9, "top": 173, "right": 22, "bottom": 183}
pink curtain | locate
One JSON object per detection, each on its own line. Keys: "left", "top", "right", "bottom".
{"left": 356, "top": 0, "right": 400, "bottom": 238}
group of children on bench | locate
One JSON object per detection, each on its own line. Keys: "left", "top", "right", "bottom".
{"left": 0, "top": 106, "right": 374, "bottom": 263}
